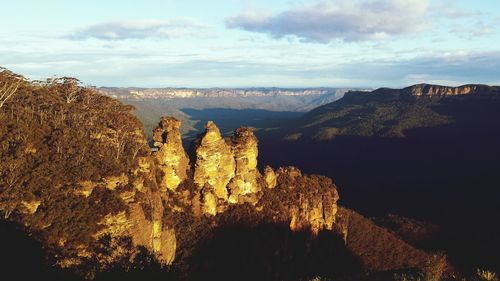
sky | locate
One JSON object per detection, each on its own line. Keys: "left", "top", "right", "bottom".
{"left": 1, "top": 0, "right": 499, "bottom": 88}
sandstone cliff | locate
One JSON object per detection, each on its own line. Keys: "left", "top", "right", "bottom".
{"left": 192, "top": 121, "right": 235, "bottom": 201}
{"left": 185, "top": 121, "right": 338, "bottom": 233}
{"left": 404, "top": 84, "right": 480, "bottom": 97}
{"left": 152, "top": 117, "right": 190, "bottom": 192}
{"left": 257, "top": 166, "right": 339, "bottom": 235}
{"left": 227, "top": 127, "right": 261, "bottom": 204}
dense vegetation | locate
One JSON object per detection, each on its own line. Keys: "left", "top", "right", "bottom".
{"left": 271, "top": 86, "right": 500, "bottom": 140}
{"left": 0, "top": 68, "right": 151, "bottom": 259}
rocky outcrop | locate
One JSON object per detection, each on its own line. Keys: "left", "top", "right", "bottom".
{"left": 152, "top": 117, "right": 190, "bottom": 192}
{"left": 227, "top": 127, "right": 261, "bottom": 204}
{"left": 263, "top": 165, "right": 277, "bottom": 189}
{"left": 405, "top": 84, "right": 479, "bottom": 97}
{"left": 200, "top": 184, "right": 218, "bottom": 216}
{"left": 272, "top": 167, "right": 339, "bottom": 234}
{"left": 180, "top": 120, "right": 339, "bottom": 232}
{"left": 192, "top": 121, "right": 235, "bottom": 201}
{"left": 128, "top": 155, "right": 177, "bottom": 264}
{"left": 57, "top": 155, "right": 177, "bottom": 270}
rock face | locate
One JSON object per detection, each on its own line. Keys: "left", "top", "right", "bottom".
{"left": 263, "top": 166, "right": 277, "bottom": 189}
{"left": 259, "top": 167, "right": 340, "bottom": 235}
{"left": 127, "top": 159, "right": 177, "bottom": 264}
{"left": 227, "top": 127, "right": 261, "bottom": 204}
{"left": 405, "top": 84, "right": 479, "bottom": 97}
{"left": 59, "top": 143, "right": 177, "bottom": 270}
{"left": 288, "top": 190, "right": 339, "bottom": 234}
{"left": 200, "top": 184, "right": 218, "bottom": 216}
{"left": 153, "top": 117, "right": 190, "bottom": 191}
{"left": 193, "top": 121, "right": 235, "bottom": 201}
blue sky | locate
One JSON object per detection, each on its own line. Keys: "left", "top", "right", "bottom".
{"left": 1, "top": 0, "right": 499, "bottom": 87}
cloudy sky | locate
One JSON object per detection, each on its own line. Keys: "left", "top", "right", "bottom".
{"left": 1, "top": 0, "right": 499, "bottom": 87}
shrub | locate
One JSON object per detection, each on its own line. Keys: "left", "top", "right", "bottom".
{"left": 423, "top": 253, "right": 447, "bottom": 281}
{"left": 476, "top": 269, "right": 498, "bottom": 281}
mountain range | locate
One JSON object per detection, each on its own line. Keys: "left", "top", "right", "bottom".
{"left": 265, "top": 84, "right": 500, "bottom": 141}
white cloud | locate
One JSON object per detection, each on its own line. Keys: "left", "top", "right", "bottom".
{"left": 450, "top": 21, "right": 495, "bottom": 38}
{"left": 68, "top": 19, "right": 208, "bottom": 40}
{"left": 5, "top": 47, "right": 499, "bottom": 88}
{"left": 226, "top": 0, "right": 431, "bottom": 43}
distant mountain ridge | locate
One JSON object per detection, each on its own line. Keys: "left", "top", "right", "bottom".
{"left": 267, "top": 83, "right": 500, "bottom": 141}
{"left": 402, "top": 83, "right": 500, "bottom": 97}
{"left": 100, "top": 87, "right": 367, "bottom": 139}
{"left": 100, "top": 87, "right": 355, "bottom": 100}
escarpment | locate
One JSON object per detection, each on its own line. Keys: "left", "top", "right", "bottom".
{"left": 404, "top": 83, "right": 481, "bottom": 97}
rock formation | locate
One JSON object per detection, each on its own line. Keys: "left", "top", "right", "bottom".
{"left": 152, "top": 117, "right": 190, "bottom": 192}
{"left": 59, "top": 144, "right": 177, "bottom": 270}
{"left": 260, "top": 167, "right": 339, "bottom": 235}
{"left": 263, "top": 166, "right": 277, "bottom": 189}
{"left": 405, "top": 84, "right": 479, "bottom": 97}
{"left": 227, "top": 127, "right": 261, "bottom": 204}
{"left": 192, "top": 121, "right": 235, "bottom": 201}
{"left": 200, "top": 183, "right": 218, "bottom": 216}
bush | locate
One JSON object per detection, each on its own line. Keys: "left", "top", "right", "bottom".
{"left": 476, "top": 269, "right": 498, "bottom": 281}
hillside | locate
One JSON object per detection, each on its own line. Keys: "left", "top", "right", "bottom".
{"left": 258, "top": 83, "right": 500, "bottom": 273}
{"left": 269, "top": 84, "right": 500, "bottom": 141}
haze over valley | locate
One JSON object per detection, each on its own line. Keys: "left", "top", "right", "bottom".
{"left": 100, "top": 87, "right": 357, "bottom": 138}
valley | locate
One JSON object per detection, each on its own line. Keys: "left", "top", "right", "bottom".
{"left": 102, "top": 83, "right": 500, "bottom": 276}
{"left": 100, "top": 87, "right": 358, "bottom": 138}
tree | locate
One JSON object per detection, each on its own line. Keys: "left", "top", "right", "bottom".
{"left": 0, "top": 67, "right": 24, "bottom": 108}
{"left": 59, "top": 77, "right": 81, "bottom": 104}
